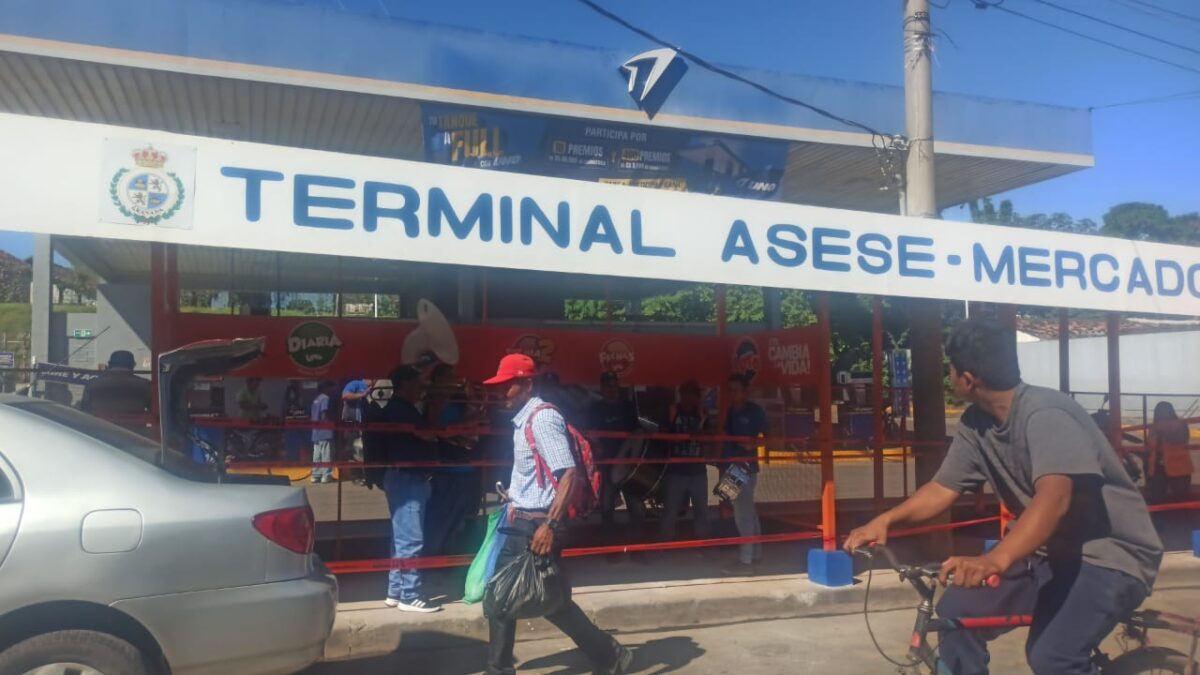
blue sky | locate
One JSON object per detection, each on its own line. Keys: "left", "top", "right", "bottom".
{"left": 2, "top": 0, "right": 1198, "bottom": 258}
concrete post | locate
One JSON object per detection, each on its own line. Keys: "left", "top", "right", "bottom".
{"left": 30, "top": 234, "right": 53, "bottom": 366}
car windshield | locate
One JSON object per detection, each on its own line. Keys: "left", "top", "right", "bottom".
{"left": 7, "top": 400, "right": 216, "bottom": 481}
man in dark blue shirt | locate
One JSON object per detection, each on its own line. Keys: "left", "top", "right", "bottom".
{"left": 369, "top": 366, "right": 441, "bottom": 613}
{"left": 722, "top": 374, "right": 769, "bottom": 573}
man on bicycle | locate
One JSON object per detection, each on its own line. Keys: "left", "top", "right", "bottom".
{"left": 845, "top": 318, "right": 1162, "bottom": 675}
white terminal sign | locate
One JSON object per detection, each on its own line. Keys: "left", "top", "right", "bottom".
{"left": 1, "top": 112, "right": 1198, "bottom": 315}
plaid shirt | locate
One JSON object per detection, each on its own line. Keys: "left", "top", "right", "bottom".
{"left": 508, "top": 396, "right": 576, "bottom": 511}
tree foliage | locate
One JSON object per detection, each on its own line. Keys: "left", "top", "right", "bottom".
{"left": 1100, "top": 202, "right": 1199, "bottom": 245}
{"left": 968, "top": 198, "right": 1097, "bottom": 235}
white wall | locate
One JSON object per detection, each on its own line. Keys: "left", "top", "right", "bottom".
{"left": 1018, "top": 330, "right": 1200, "bottom": 420}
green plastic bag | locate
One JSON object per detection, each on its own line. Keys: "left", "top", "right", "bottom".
{"left": 464, "top": 505, "right": 508, "bottom": 605}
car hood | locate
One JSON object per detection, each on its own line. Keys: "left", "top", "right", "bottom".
{"left": 158, "top": 337, "right": 265, "bottom": 461}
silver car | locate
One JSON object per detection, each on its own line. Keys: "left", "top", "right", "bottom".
{"left": 0, "top": 339, "right": 337, "bottom": 675}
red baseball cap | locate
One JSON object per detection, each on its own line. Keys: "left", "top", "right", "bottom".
{"left": 483, "top": 353, "right": 537, "bottom": 386}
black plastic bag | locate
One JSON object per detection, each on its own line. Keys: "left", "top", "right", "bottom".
{"left": 483, "top": 550, "right": 566, "bottom": 620}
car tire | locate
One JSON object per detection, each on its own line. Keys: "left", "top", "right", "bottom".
{"left": 0, "top": 630, "right": 149, "bottom": 675}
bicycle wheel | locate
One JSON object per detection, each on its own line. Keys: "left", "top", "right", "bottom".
{"left": 1104, "top": 647, "right": 1197, "bottom": 675}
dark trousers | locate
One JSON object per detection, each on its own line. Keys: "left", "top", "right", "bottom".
{"left": 424, "top": 470, "right": 481, "bottom": 556}
{"left": 937, "top": 558, "right": 1147, "bottom": 675}
{"left": 600, "top": 468, "right": 646, "bottom": 526}
{"left": 486, "top": 518, "right": 620, "bottom": 675}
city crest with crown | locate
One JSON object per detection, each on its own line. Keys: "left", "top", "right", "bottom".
{"left": 109, "top": 144, "right": 186, "bottom": 225}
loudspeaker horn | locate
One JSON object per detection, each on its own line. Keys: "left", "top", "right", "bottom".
{"left": 401, "top": 299, "right": 460, "bottom": 368}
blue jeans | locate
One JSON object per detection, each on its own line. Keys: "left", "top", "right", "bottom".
{"left": 385, "top": 470, "right": 432, "bottom": 601}
{"left": 311, "top": 439, "right": 332, "bottom": 481}
{"left": 731, "top": 471, "right": 760, "bottom": 564}
{"left": 938, "top": 558, "right": 1147, "bottom": 675}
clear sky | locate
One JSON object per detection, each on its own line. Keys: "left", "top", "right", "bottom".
{"left": 2, "top": 0, "right": 1198, "bottom": 257}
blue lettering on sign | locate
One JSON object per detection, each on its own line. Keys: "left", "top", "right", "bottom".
{"left": 294, "top": 174, "right": 355, "bottom": 230}
{"left": 221, "top": 167, "right": 284, "bottom": 222}
{"left": 363, "top": 181, "right": 420, "bottom": 236}
{"left": 1090, "top": 254, "right": 1120, "bottom": 293}
{"left": 499, "top": 196, "right": 514, "bottom": 243}
{"left": 631, "top": 210, "right": 675, "bottom": 257}
{"left": 428, "top": 188, "right": 493, "bottom": 241}
{"left": 812, "top": 228, "right": 851, "bottom": 272}
{"left": 1126, "top": 258, "right": 1153, "bottom": 295}
{"left": 1054, "top": 251, "right": 1087, "bottom": 290}
{"left": 520, "top": 198, "right": 570, "bottom": 249}
{"left": 973, "top": 244, "right": 1015, "bottom": 285}
{"left": 1156, "top": 260, "right": 1183, "bottom": 297}
{"left": 856, "top": 234, "right": 892, "bottom": 275}
{"left": 766, "top": 224, "right": 807, "bottom": 267}
{"left": 722, "top": 220, "right": 760, "bottom": 264}
{"left": 579, "top": 205, "right": 623, "bottom": 253}
{"left": 1189, "top": 264, "right": 1200, "bottom": 298}
{"left": 1018, "top": 247, "right": 1052, "bottom": 288}
{"left": 897, "top": 236, "right": 935, "bottom": 278}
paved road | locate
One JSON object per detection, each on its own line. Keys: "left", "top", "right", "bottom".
{"left": 306, "top": 585, "right": 1197, "bottom": 675}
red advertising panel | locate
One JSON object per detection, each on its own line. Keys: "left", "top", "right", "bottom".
{"left": 168, "top": 314, "right": 820, "bottom": 387}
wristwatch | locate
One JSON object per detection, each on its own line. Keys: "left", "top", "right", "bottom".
{"left": 545, "top": 518, "right": 562, "bottom": 533}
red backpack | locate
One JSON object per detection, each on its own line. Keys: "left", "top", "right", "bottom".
{"left": 523, "top": 403, "right": 601, "bottom": 520}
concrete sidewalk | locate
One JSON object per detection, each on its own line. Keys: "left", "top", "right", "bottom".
{"left": 323, "top": 550, "right": 1200, "bottom": 663}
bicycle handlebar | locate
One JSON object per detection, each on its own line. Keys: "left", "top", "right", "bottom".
{"left": 852, "top": 544, "right": 1001, "bottom": 588}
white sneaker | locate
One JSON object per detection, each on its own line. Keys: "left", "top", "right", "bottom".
{"left": 384, "top": 598, "right": 399, "bottom": 608}
{"left": 396, "top": 597, "right": 442, "bottom": 613}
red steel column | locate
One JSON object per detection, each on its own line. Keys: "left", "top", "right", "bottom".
{"left": 817, "top": 293, "right": 836, "bottom": 550}
{"left": 871, "top": 296, "right": 885, "bottom": 511}
{"left": 148, "top": 244, "right": 176, "bottom": 420}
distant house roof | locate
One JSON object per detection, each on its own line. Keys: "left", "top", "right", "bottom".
{"left": 1017, "top": 315, "right": 1200, "bottom": 341}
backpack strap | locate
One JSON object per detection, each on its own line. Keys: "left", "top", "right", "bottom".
{"left": 523, "top": 403, "right": 562, "bottom": 490}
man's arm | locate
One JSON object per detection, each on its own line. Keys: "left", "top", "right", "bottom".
{"left": 530, "top": 467, "right": 575, "bottom": 556}
{"left": 843, "top": 481, "right": 960, "bottom": 551}
{"left": 939, "top": 474, "right": 1071, "bottom": 587}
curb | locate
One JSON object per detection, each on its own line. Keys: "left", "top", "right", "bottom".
{"left": 323, "top": 552, "right": 1199, "bottom": 662}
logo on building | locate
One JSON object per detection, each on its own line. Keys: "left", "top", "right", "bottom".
{"left": 508, "top": 334, "right": 556, "bottom": 364}
{"left": 100, "top": 139, "right": 196, "bottom": 229}
{"left": 731, "top": 337, "right": 760, "bottom": 383}
{"left": 287, "top": 322, "right": 343, "bottom": 372}
{"left": 108, "top": 146, "right": 186, "bottom": 225}
{"left": 598, "top": 338, "right": 635, "bottom": 378}
{"left": 619, "top": 48, "right": 687, "bottom": 118}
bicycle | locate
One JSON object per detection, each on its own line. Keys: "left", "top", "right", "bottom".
{"left": 854, "top": 544, "right": 1199, "bottom": 674}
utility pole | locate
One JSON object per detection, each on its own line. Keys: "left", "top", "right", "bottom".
{"left": 903, "top": 0, "right": 948, "bottom": 496}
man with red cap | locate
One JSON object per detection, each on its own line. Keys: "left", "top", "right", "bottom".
{"left": 482, "top": 354, "right": 633, "bottom": 675}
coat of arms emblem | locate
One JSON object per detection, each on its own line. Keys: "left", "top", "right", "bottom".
{"left": 108, "top": 146, "right": 186, "bottom": 225}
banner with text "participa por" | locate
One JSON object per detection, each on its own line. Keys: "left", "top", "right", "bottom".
{"left": 1, "top": 112, "right": 1197, "bottom": 315}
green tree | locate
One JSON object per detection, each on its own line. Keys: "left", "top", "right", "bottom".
{"left": 969, "top": 197, "right": 1097, "bottom": 234}
{"left": 1100, "top": 202, "right": 1198, "bottom": 245}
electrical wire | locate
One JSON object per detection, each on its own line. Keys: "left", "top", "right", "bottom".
{"left": 1103, "top": 0, "right": 1200, "bottom": 31}
{"left": 1091, "top": 88, "right": 1200, "bottom": 110}
{"left": 573, "top": 0, "right": 892, "bottom": 140}
{"left": 1125, "top": 0, "right": 1200, "bottom": 25}
{"left": 975, "top": 1, "right": 1200, "bottom": 76}
{"left": 1026, "top": 0, "right": 1200, "bottom": 57}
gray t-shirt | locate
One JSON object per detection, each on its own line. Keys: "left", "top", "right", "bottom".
{"left": 934, "top": 384, "right": 1162, "bottom": 591}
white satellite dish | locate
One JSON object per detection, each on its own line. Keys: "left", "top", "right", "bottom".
{"left": 401, "top": 299, "right": 460, "bottom": 367}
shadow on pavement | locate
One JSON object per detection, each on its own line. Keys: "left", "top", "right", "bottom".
{"left": 517, "top": 636, "right": 705, "bottom": 675}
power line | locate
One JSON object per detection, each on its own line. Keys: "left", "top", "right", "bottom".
{"left": 1091, "top": 88, "right": 1200, "bottom": 110}
{"left": 974, "top": 1, "right": 1200, "bottom": 76}
{"left": 1027, "top": 0, "right": 1200, "bottom": 57}
{"left": 1126, "top": 0, "right": 1200, "bottom": 25}
{"left": 573, "top": 0, "right": 891, "bottom": 139}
